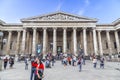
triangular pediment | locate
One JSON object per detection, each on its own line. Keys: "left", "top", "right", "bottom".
{"left": 21, "top": 11, "right": 97, "bottom": 22}
{"left": 112, "top": 18, "right": 120, "bottom": 25}
{"left": 0, "top": 19, "right": 5, "bottom": 25}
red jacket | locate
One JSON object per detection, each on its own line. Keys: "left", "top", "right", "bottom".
{"left": 37, "top": 63, "right": 44, "bottom": 70}
{"left": 32, "top": 62, "right": 38, "bottom": 68}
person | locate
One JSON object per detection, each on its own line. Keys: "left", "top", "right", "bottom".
{"left": 77, "top": 57, "right": 82, "bottom": 72}
{"left": 4, "top": 57, "right": 8, "bottom": 69}
{"left": 30, "top": 57, "right": 38, "bottom": 80}
{"left": 34, "top": 59, "right": 44, "bottom": 80}
{"left": 9, "top": 57, "right": 12, "bottom": 68}
{"left": 93, "top": 57, "right": 97, "bottom": 68}
{"left": 67, "top": 56, "right": 71, "bottom": 65}
{"left": 82, "top": 56, "right": 85, "bottom": 65}
{"left": 63, "top": 57, "right": 67, "bottom": 67}
{"left": 9, "top": 57, "right": 14, "bottom": 68}
{"left": 25, "top": 57, "right": 29, "bottom": 70}
{"left": 51, "top": 55, "right": 55, "bottom": 66}
{"left": 100, "top": 57, "right": 104, "bottom": 69}
{"left": 45, "top": 58, "right": 51, "bottom": 68}
{"left": 72, "top": 56, "right": 77, "bottom": 66}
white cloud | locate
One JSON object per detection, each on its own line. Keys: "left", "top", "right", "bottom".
{"left": 56, "top": 0, "right": 63, "bottom": 11}
{"left": 56, "top": 3, "right": 62, "bottom": 11}
{"left": 85, "top": 0, "right": 90, "bottom": 6}
{"left": 78, "top": 0, "right": 90, "bottom": 15}
{"left": 78, "top": 9, "right": 85, "bottom": 15}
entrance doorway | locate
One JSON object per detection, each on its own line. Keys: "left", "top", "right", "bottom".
{"left": 57, "top": 46, "right": 62, "bottom": 54}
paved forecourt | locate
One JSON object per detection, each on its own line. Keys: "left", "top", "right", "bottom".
{"left": 0, "top": 60, "right": 120, "bottom": 80}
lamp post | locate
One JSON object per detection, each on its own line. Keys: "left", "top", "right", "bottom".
{"left": 0, "top": 31, "right": 3, "bottom": 71}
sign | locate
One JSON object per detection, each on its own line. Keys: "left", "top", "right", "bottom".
{"left": 37, "top": 49, "right": 41, "bottom": 53}
{"left": 36, "top": 44, "right": 42, "bottom": 55}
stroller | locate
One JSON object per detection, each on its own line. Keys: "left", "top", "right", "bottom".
{"left": 45, "top": 59, "right": 51, "bottom": 68}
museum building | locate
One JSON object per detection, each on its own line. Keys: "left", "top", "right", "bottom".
{"left": 0, "top": 11, "right": 120, "bottom": 56}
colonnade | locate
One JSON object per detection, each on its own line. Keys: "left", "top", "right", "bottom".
{"left": 5, "top": 27, "right": 120, "bottom": 56}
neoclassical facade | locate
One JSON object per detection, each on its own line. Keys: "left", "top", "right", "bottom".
{"left": 0, "top": 11, "right": 120, "bottom": 56}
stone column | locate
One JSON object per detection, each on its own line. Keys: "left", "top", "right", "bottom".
{"left": 43, "top": 28, "right": 47, "bottom": 54}
{"left": 16, "top": 31, "right": 21, "bottom": 54}
{"left": 29, "top": 34, "right": 32, "bottom": 54}
{"left": 21, "top": 28, "right": 26, "bottom": 54}
{"left": 63, "top": 28, "right": 67, "bottom": 54}
{"left": 80, "top": 31, "right": 83, "bottom": 49}
{"left": 89, "top": 31, "right": 93, "bottom": 54}
{"left": 53, "top": 28, "right": 57, "bottom": 56}
{"left": 26, "top": 31, "right": 30, "bottom": 54}
{"left": 73, "top": 28, "right": 77, "bottom": 56}
{"left": 114, "top": 31, "right": 120, "bottom": 54}
{"left": 83, "top": 28, "right": 88, "bottom": 56}
{"left": 6, "top": 31, "right": 12, "bottom": 54}
{"left": 93, "top": 28, "right": 98, "bottom": 55}
{"left": 98, "top": 30, "right": 103, "bottom": 56}
{"left": 106, "top": 30, "right": 112, "bottom": 55}
{"left": 32, "top": 28, "right": 37, "bottom": 54}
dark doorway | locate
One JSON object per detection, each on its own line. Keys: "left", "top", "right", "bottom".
{"left": 57, "top": 46, "right": 62, "bottom": 54}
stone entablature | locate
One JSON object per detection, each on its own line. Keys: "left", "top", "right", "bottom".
{"left": 22, "top": 22, "right": 96, "bottom": 28}
{"left": 0, "top": 24, "right": 23, "bottom": 31}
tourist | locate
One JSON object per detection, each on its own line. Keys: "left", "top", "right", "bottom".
{"left": 3, "top": 57, "right": 8, "bottom": 69}
{"left": 67, "top": 56, "right": 72, "bottom": 65}
{"left": 9, "top": 57, "right": 14, "bottom": 68}
{"left": 72, "top": 56, "right": 77, "bottom": 66}
{"left": 77, "top": 57, "right": 82, "bottom": 72}
{"left": 93, "top": 57, "right": 97, "bottom": 68}
{"left": 25, "top": 57, "right": 29, "bottom": 70}
{"left": 45, "top": 58, "right": 51, "bottom": 68}
{"left": 34, "top": 59, "right": 44, "bottom": 80}
{"left": 30, "top": 57, "right": 38, "bottom": 80}
{"left": 51, "top": 55, "right": 55, "bottom": 66}
{"left": 82, "top": 56, "right": 85, "bottom": 65}
{"left": 100, "top": 57, "right": 104, "bottom": 69}
{"left": 63, "top": 57, "right": 67, "bottom": 67}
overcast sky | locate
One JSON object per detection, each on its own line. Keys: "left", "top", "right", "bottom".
{"left": 0, "top": 0, "right": 120, "bottom": 23}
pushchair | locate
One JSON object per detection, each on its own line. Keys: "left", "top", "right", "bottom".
{"left": 45, "top": 60, "right": 51, "bottom": 68}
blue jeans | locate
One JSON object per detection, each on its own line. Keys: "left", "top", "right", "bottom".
{"left": 52, "top": 61, "right": 54, "bottom": 66}
{"left": 94, "top": 63, "right": 97, "bottom": 68}
{"left": 100, "top": 64, "right": 104, "bottom": 68}
{"left": 79, "top": 64, "right": 82, "bottom": 72}
{"left": 30, "top": 67, "right": 36, "bottom": 80}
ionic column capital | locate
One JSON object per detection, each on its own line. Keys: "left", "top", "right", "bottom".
{"left": 8, "top": 31, "right": 12, "bottom": 33}
{"left": 43, "top": 27, "right": 47, "bottom": 30}
{"left": 97, "top": 30, "right": 102, "bottom": 33}
{"left": 73, "top": 27, "right": 77, "bottom": 30}
{"left": 92, "top": 27, "right": 96, "bottom": 30}
{"left": 32, "top": 27, "right": 37, "bottom": 30}
{"left": 63, "top": 27, "right": 67, "bottom": 30}
{"left": 23, "top": 27, "right": 27, "bottom": 30}
{"left": 114, "top": 30, "right": 118, "bottom": 33}
{"left": 82, "top": 27, "right": 87, "bottom": 30}
{"left": 106, "top": 30, "right": 110, "bottom": 32}
{"left": 53, "top": 27, "right": 57, "bottom": 30}
{"left": 17, "top": 30, "right": 21, "bottom": 32}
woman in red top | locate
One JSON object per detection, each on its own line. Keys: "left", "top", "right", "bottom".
{"left": 34, "top": 59, "right": 44, "bottom": 80}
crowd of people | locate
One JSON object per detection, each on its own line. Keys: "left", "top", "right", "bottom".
{"left": 1, "top": 52, "right": 106, "bottom": 80}
{"left": 59, "top": 53, "right": 105, "bottom": 72}
{"left": 3, "top": 56, "right": 14, "bottom": 69}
